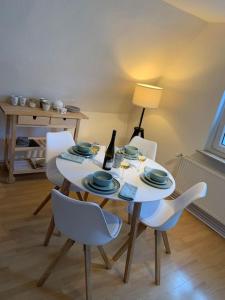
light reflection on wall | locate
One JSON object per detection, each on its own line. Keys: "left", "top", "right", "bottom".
{"left": 144, "top": 113, "right": 181, "bottom": 144}
{"left": 142, "top": 112, "right": 185, "bottom": 162}
{"left": 115, "top": 49, "right": 167, "bottom": 82}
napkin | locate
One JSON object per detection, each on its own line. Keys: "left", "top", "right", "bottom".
{"left": 59, "top": 152, "right": 85, "bottom": 164}
{"left": 119, "top": 182, "right": 138, "bottom": 201}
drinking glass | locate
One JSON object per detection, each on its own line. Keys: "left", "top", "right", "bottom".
{"left": 113, "top": 152, "right": 124, "bottom": 168}
{"left": 91, "top": 143, "right": 100, "bottom": 155}
{"left": 137, "top": 155, "right": 146, "bottom": 174}
{"left": 120, "top": 161, "right": 130, "bottom": 182}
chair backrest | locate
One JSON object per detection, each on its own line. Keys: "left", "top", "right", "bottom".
{"left": 46, "top": 131, "right": 75, "bottom": 181}
{"left": 129, "top": 136, "right": 157, "bottom": 160}
{"left": 51, "top": 189, "right": 117, "bottom": 246}
{"left": 144, "top": 182, "right": 207, "bottom": 231}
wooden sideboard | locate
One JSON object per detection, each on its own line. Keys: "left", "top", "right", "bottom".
{"left": 0, "top": 102, "right": 88, "bottom": 183}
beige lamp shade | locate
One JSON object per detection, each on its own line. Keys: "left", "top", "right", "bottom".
{"left": 132, "top": 83, "right": 163, "bottom": 109}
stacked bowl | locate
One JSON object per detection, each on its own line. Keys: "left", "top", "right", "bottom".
{"left": 141, "top": 168, "right": 172, "bottom": 189}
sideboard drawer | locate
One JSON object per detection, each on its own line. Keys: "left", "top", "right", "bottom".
{"left": 18, "top": 116, "right": 50, "bottom": 126}
{"left": 50, "top": 117, "right": 76, "bottom": 127}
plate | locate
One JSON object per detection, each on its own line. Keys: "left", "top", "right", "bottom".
{"left": 143, "top": 173, "right": 167, "bottom": 185}
{"left": 68, "top": 147, "right": 94, "bottom": 158}
{"left": 140, "top": 173, "right": 173, "bottom": 189}
{"left": 121, "top": 151, "right": 139, "bottom": 160}
{"left": 83, "top": 175, "right": 120, "bottom": 194}
{"left": 72, "top": 145, "right": 93, "bottom": 155}
{"left": 121, "top": 149, "right": 142, "bottom": 160}
{"left": 82, "top": 177, "right": 120, "bottom": 195}
{"left": 124, "top": 154, "right": 139, "bottom": 160}
{"left": 88, "top": 176, "right": 115, "bottom": 191}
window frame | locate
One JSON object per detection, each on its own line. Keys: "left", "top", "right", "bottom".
{"left": 205, "top": 91, "right": 225, "bottom": 159}
{"left": 220, "top": 127, "right": 225, "bottom": 147}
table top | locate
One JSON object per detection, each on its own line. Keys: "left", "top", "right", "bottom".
{"left": 0, "top": 102, "right": 88, "bottom": 120}
{"left": 56, "top": 147, "right": 175, "bottom": 203}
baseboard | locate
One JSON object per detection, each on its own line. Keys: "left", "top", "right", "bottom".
{"left": 186, "top": 203, "right": 225, "bottom": 238}
{"left": 172, "top": 190, "right": 225, "bottom": 238}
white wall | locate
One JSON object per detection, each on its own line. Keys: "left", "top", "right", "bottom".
{"left": 0, "top": 0, "right": 204, "bottom": 112}
{"left": 0, "top": 0, "right": 206, "bottom": 159}
{"left": 128, "top": 23, "right": 225, "bottom": 164}
{"left": 79, "top": 111, "right": 129, "bottom": 146}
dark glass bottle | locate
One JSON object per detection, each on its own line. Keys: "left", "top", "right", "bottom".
{"left": 103, "top": 130, "right": 117, "bottom": 170}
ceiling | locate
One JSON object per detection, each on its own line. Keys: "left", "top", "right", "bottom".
{"left": 163, "top": 0, "right": 225, "bottom": 23}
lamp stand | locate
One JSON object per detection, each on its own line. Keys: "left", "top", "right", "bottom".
{"left": 130, "top": 107, "right": 145, "bottom": 140}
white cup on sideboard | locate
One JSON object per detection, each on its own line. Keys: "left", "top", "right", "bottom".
{"left": 10, "top": 95, "right": 19, "bottom": 106}
{"left": 19, "top": 96, "right": 27, "bottom": 106}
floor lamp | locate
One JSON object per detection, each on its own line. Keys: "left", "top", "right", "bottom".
{"left": 130, "top": 83, "right": 163, "bottom": 140}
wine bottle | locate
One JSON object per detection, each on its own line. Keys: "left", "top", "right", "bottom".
{"left": 103, "top": 130, "right": 117, "bottom": 170}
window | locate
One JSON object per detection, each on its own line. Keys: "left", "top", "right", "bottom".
{"left": 205, "top": 91, "right": 225, "bottom": 159}
{"left": 221, "top": 130, "right": 225, "bottom": 147}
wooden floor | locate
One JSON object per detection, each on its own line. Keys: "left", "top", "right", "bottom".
{"left": 0, "top": 171, "right": 225, "bottom": 300}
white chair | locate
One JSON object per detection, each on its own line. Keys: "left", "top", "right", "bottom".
{"left": 33, "top": 131, "right": 85, "bottom": 215}
{"left": 129, "top": 136, "right": 157, "bottom": 160}
{"left": 100, "top": 137, "right": 157, "bottom": 209}
{"left": 37, "top": 189, "right": 122, "bottom": 300}
{"left": 113, "top": 182, "right": 207, "bottom": 285}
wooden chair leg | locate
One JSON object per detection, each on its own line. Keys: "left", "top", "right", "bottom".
{"left": 127, "top": 213, "right": 132, "bottom": 225}
{"left": 84, "top": 245, "right": 92, "bottom": 300}
{"left": 43, "top": 216, "right": 55, "bottom": 246}
{"left": 33, "top": 192, "right": 51, "bottom": 216}
{"left": 97, "top": 246, "right": 111, "bottom": 269}
{"left": 162, "top": 232, "right": 171, "bottom": 254}
{"left": 124, "top": 202, "right": 142, "bottom": 283}
{"left": 155, "top": 230, "right": 161, "bottom": 285}
{"left": 84, "top": 192, "right": 89, "bottom": 201}
{"left": 37, "top": 239, "right": 74, "bottom": 287}
{"left": 76, "top": 191, "right": 84, "bottom": 201}
{"left": 112, "top": 223, "right": 146, "bottom": 261}
{"left": 100, "top": 198, "right": 109, "bottom": 208}
{"left": 33, "top": 186, "right": 59, "bottom": 216}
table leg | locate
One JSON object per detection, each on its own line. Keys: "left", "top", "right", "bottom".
{"left": 123, "top": 202, "right": 141, "bottom": 283}
{"left": 7, "top": 115, "right": 16, "bottom": 183}
{"left": 43, "top": 179, "right": 71, "bottom": 246}
{"left": 60, "top": 178, "right": 71, "bottom": 195}
{"left": 4, "top": 115, "right": 10, "bottom": 168}
{"left": 74, "top": 119, "right": 80, "bottom": 142}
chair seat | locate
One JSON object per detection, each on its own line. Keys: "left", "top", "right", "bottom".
{"left": 102, "top": 210, "right": 122, "bottom": 238}
{"left": 128, "top": 200, "right": 178, "bottom": 230}
{"left": 127, "top": 200, "right": 162, "bottom": 220}
{"left": 139, "top": 201, "right": 173, "bottom": 228}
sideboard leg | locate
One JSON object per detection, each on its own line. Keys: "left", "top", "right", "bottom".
{"left": 4, "top": 115, "right": 10, "bottom": 168}
{"left": 7, "top": 116, "right": 16, "bottom": 184}
{"left": 74, "top": 119, "right": 80, "bottom": 142}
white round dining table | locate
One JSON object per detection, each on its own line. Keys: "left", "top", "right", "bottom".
{"left": 54, "top": 147, "right": 176, "bottom": 283}
{"left": 56, "top": 148, "right": 175, "bottom": 203}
